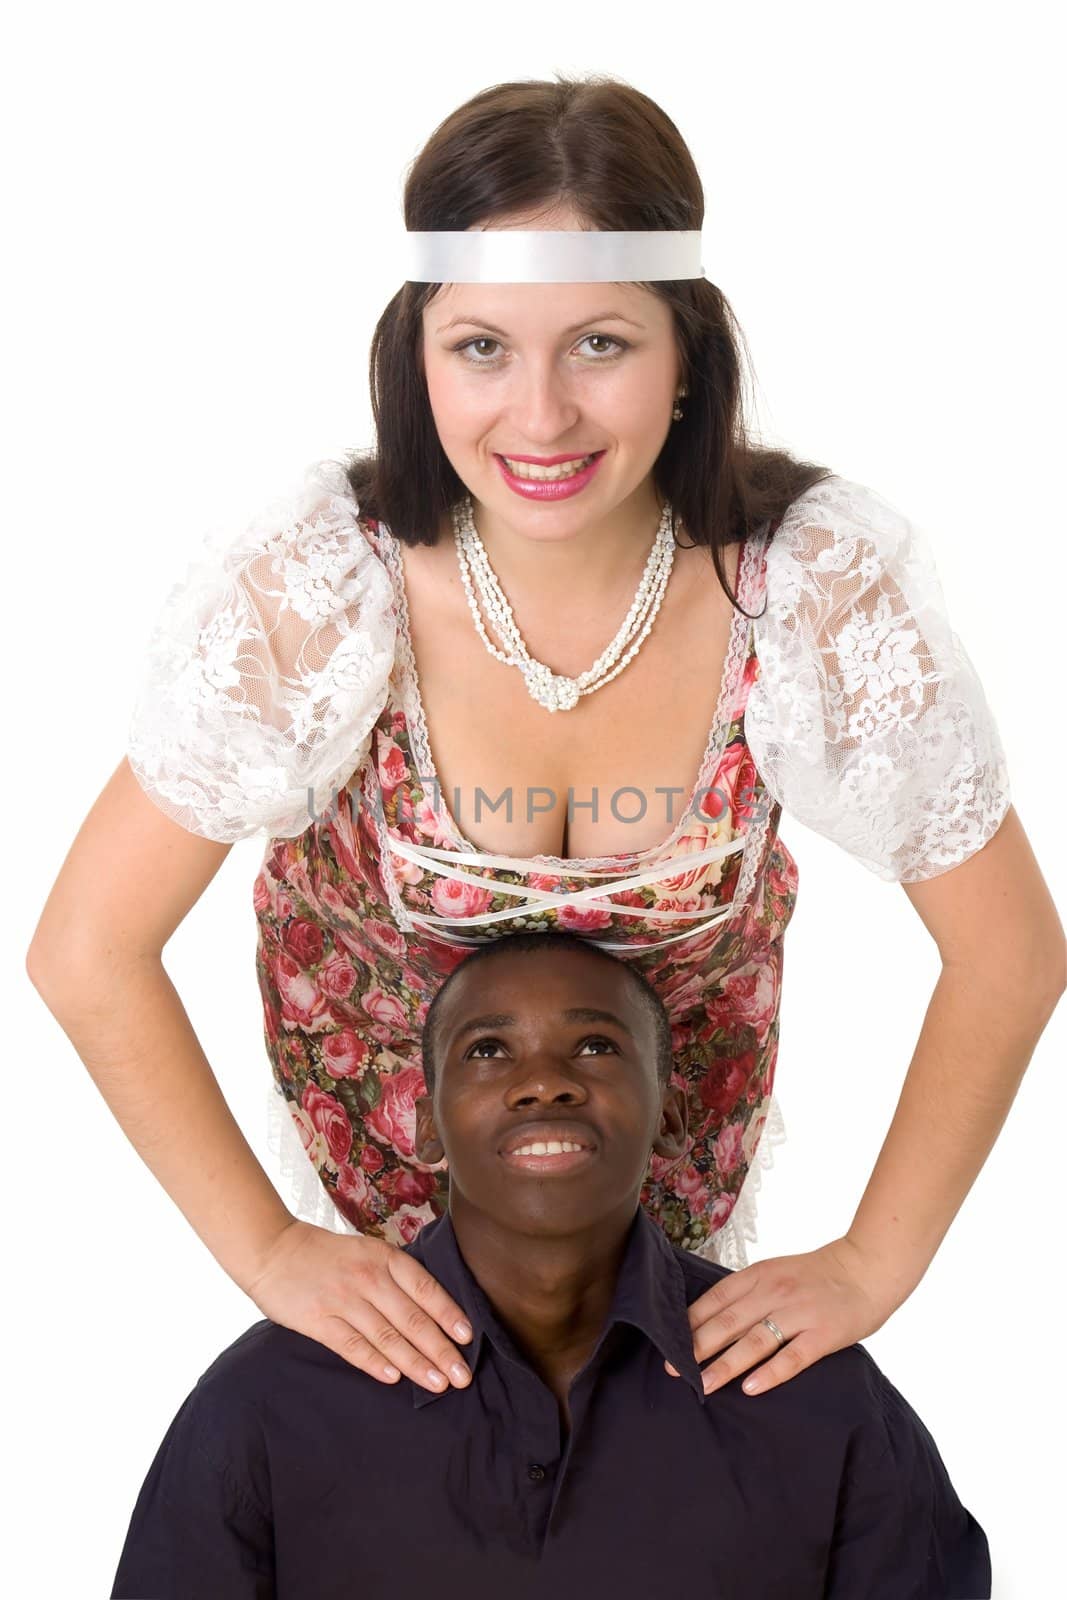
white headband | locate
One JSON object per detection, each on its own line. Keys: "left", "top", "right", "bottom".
{"left": 404, "top": 229, "right": 705, "bottom": 283}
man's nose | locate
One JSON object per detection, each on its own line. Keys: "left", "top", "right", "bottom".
{"left": 505, "top": 1054, "right": 588, "bottom": 1105}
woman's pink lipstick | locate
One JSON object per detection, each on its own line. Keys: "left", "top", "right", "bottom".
{"left": 495, "top": 450, "right": 606, "bottom": 501}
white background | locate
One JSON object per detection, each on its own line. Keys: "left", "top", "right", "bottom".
{"left": 5, "top": 2, "right": 1064, "bottom": 1594}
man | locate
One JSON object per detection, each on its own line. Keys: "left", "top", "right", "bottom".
{"left": 112, "top": 930, "right": 992, "bottom": 1598}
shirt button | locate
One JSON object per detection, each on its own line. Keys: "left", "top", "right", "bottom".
{"left": 527, "top": 1463, "right": 546, "bottom": 1482}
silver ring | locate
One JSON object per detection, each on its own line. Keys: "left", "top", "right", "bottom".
{"left": 760, "top": 1317, "right": 786, "bottom": 1347}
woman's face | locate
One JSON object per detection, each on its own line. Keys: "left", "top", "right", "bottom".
{"left": 419, "top": 214, "right": 683, "bottom": 540}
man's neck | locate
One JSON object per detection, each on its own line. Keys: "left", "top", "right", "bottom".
{"left": 448, "top": 1197, "right": 637, "bottom": 1388}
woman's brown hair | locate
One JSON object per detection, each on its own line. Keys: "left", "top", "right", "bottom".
{"left": 342, "top": 72, "right": 835, "bottom": 620}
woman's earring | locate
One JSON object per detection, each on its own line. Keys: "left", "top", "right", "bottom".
{"left": 672, "top": 386, "right": 688, "bottom": 422}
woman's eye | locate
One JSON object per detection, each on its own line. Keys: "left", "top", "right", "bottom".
{"left": 466, "top": 1038, "right": 504, "bottom": 1059}
{"left": 453, "top": 333, "right": 628, "bottom": 365}
{"left": 578, "top": 1036, "right": 617, "bottom": 1055}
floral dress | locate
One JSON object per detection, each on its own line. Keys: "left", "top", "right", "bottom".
{"left": 126, "top": 460, "right": 1012, "bottom": 1269}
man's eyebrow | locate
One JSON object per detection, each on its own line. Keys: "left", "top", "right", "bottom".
{"left": 435, "top": 312, "right": 645, "bottom": 337}
{"left": 452, "top": 1007, "right": 635, "bottom": 1042}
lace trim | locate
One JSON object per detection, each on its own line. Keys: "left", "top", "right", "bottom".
{"left": 691, "top": 1094, "right": 788, "bottom": 1271}
{"left": 126, "top": 459, "right": 396, "bottom": 842}
{"left": 746, "top": 475, "right": 1011, "bottom": 882}
{"left": 266, "top": 1081, "right": 359, "bottom": 1235}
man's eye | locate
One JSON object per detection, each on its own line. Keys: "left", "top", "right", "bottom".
{"left": 464, "top": 1035, "right": 618, "bottom": 1060}
{"left": 466, "top": 1038, "right": 504, "bottom": 1059}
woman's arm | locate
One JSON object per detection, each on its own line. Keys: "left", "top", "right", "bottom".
{"left": 27, "top": 756, "right": 476, "bottom": 1391}
{"left": 672, "top": 804, "right": 1064, "bottom": 1395}
{"left": 844, "top": 802, "right": 1066, "bottom": 1294}
{"left": 26, "top": 757, "right": 294, "bottom": 1291}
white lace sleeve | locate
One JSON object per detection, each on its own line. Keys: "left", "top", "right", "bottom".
{"left": 746, "top": 475, "right": 1011, "bottom": 883}
{"left": 126, "top": 458, "right": 397, "bottom": 843}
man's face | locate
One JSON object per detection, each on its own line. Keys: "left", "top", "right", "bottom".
{"left": 414, "top": 948, "right": 688, "bottom": 1237}
{"left": 419, "top": 209, "right": 682, "bottom": 542}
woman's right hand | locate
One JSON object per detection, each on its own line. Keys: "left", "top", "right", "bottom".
{"left": 243, "top": 1218, "right": 474, "bottom": 1393}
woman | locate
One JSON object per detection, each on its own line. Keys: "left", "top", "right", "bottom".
{"left": 28, "top": 75, "right": 1064, "bottom": 1408}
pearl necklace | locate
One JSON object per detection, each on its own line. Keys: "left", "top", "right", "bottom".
{"left": 450, "top": 492, "right": 676, "bottom": 713}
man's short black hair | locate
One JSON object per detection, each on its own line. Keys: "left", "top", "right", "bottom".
{"left": 419, "top": 930, "right": 673, "bottom": 1096}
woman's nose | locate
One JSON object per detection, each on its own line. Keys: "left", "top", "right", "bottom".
{"left": 508, "top": 361, "right": 579, "bottom": 436}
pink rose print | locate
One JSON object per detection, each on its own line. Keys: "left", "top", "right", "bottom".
{"left": 361, "top": 985, "right": 409, "bottom": 1033}
{"left": 378, "top": 736, "right": 408, "bottom": 794}
{"left": 414, "top": 793, "right": 455, "bottom": 848}
{"left": 318, "top": 953, "right": 358, "bottom": 1001}
{"left": 705, "top": 964, "right": 776, "bottom": 1034}
{"left": 363, "top": 919, "right": 407, "bottom": 961}
{"left": 301, "top": 1082, "right": 353, "bottom": 1167}
{"left": 383, "top": 1202, "right": 438, "bottom": 1246}
{"left": 527, "top": 872, "right": 563, "bottom": 892}
{"left": 697, "top": 1052, "right": 754, "bottom": 1117}
{"left": 284, "top": 861, "right": 317, "bottom": 908}
{"left": 364, "top": 1064, "right": 426, "bottom": 1160}
{"left": 744, "top": 1111, "right": 768, "bottom": 1166}
{"left": 359, "top": 1143, "right": 385, "bottom": 1174}
{"left": 556, "top": 904, "right": 613, "bottom": 932}
{"left": 335, "top": 1161, "right": 375, "bottom": 1229}
{"left": 381, "top": 1165, "right": 439, "bottom": 1207}
{"left": 707, "top": 741, "right": 761, "bottom": 826}
{"left": 425, "top": 940, "right": 475, "bottom": 978}
{"left": 289, "top": 1103, "right": 325, "bottom": 1163}
{"left": 767, "top": 860, "right": 793, "bottom": 897}
{"left": 392, "top": 854, "right": 426, "bottom": 887}
{"left": 674, "top": 1164, "right": 709, "bottom": 1213}
{"left": 659, "top": 968, "right": 707, "bottom": 1016}
{"left": 652, "top": 890, "right": 708, "bottom": 918}
{"left": 712, "top": 1119, "right": 745, "bottom": 1175}
{"left": 282, "top": 918, "right": 325, "bottom": 967}
{"left": 274, "top": 953, "right": 332, "bottom": 1029}
{"left": 430, "top": 877, "right": 494, "bottom": 919}
{"left": 648, "top": 1144, "right": 688, "bottom": 1182}
{"left": 707, "top": 1190, "right": 738, "bottom": 1231}
{"left": 334, "top": 928, "right": 382, "bottom": 968}
{"left": 654, "top": 830, "right": 716, "bottom": 895}
{"left": 321, "top": 1029, "right": 371, "bottom": 1080}
{"left": 319, "top": 882, "right": 360, "bottom": 925}
{"left": 606, "top": 887, "right": 645, "bottom": 909}
{"left": 322, "top": 803, "right": 375, "bottom": 894}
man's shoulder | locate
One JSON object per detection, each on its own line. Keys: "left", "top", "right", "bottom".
{"left": 192, "top": 1319, "right": 387, "bottom": 1412}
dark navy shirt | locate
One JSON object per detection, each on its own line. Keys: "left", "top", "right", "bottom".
{"left": 112, "top": 1207, "right": 991, "bottom": 1598}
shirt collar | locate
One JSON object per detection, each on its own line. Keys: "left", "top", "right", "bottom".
{"left": 403, "top": 1207, "right": 709, "bottom": 1409}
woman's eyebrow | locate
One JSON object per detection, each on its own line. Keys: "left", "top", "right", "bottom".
{"left": 435, "top": 312, "right": 645, "bottom": 337}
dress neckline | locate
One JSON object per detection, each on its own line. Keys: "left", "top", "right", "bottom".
{"left": 376, "top": 518, "right": 764, "bottom": 871}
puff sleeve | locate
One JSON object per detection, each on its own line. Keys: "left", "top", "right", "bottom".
{"left": 746, "top": 475, "right": 1011, "bottom": 883}
{"left": 126, "top": 458, "right": 397, "bottom": 843}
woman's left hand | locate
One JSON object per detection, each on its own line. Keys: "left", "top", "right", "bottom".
{"left": 665, "top": 1236, "right": 906, "bottom": 1397}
